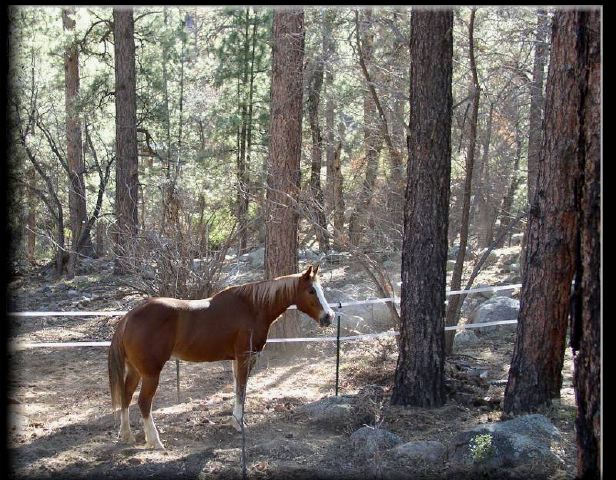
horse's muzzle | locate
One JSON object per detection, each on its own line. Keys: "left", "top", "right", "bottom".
{"left": 319, "top": 311, "right": 334, "bottom": 327}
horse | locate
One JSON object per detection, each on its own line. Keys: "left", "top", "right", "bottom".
{"left": 108, "top": 264, "right": 335, "bottom": 449}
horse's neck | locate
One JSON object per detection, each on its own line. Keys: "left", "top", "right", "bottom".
{"left": 266, "top": 276, "right": 299, "bottom": 323}
{"left": 242, "top": 275, "right": 299, "bottom": 327}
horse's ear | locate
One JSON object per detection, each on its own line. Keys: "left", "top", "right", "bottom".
{"left": 313, "top": 264, "right": 319, "bottom": 277}
{"left": 302, "top": 265, "right": 313, "bottom": 280}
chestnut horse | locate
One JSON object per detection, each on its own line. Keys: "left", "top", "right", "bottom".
{"left": 108, "top": 265, "right": 334, "bottom": 449}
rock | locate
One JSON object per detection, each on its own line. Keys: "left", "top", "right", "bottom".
{"left": 350, "top": 426, "right": 403, "bottom": 459}
{"left": 510, "top": 233, "right": 524, "bottom": 246}
{"left": 447, "top": 414, "right": 564, "bottom": 474}
{"left": 325, "top": 288, "right": 396, "bottom": 332}
{"left": 389, "top": 440, "right": 447, "bottom": 463}
{"left": 454, "top": 329, "right": 479, "bottom": 348}
{"left": 297, "top": 396, "right": 356, "bottom": 430}
{"left": 470, "top": 296, "right": 519, "bottom": 336}
{"left": 448, "top": 244, "right": 460, "bottom": 260}
{"left": 446, "top": 260, "right": 456, "bottom": 272}
{"left": 67, "top": 289, "right": 79, "bottom": 297}
{"left": 238, "top": 247, "right": 265, "bottom": 268}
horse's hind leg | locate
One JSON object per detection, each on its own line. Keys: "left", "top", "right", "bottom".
{"left": 138, "top": 374, "right": 165, "bottom": 450}
{"left": 118, "top": 363, "right": 140, "bottom": 443}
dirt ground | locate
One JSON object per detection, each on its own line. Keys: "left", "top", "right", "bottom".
{"left": 6, "top": 257, "right": 578, "bottom": 479}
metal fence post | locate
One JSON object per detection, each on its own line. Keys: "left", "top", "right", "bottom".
{"left": 335, "top": 303, "right": 342, "bottom": 396}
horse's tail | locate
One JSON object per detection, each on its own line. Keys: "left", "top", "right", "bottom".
{"left": 108, "top": 315, "right": 127, "bottom": 412}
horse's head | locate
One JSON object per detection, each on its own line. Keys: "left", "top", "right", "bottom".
{"left": 295, "top": 265, "right": 335, "bottom": 327}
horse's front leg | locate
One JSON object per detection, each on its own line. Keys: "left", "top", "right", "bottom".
{"left": 231, "top": 354, "right": 257, "bottom": 432}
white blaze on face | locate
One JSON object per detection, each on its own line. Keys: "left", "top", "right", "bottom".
{"left": 314, "top": 281, "right": 335, "bottom": 318}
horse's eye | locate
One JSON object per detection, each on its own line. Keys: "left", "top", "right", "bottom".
{"left": 309, "top": 288, "right": 316, "bottom": 295}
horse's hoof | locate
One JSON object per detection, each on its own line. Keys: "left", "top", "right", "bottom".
{"left": 118, "top": 432, "right": 135, "bottom": 443}
{"left": 231, "top": 415, "right": 247, "bottom": 432}
{"left": 146, "top": 440, "right": 165, "bottom": 450}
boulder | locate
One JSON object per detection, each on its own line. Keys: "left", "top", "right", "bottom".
{"left": 469, "top": 296, "right": 519, "bottom": 336}
{"left": 296, "top": 396, "right": 356, "bottom": 431}
{"left": 447, "top": 414, "right": 564, "bottom": 474}
{"left": 453, "top": 329, "right": 479, "bottom": 349}
{"left": 389, "top": 440, "right": 447, "bottom": 463}
{"left": 350, "top": 425, "right": 403, "bottom": 459}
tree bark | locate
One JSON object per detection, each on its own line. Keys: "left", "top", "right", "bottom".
{"left": 569, "top": 10, "right": 600, "bottom": 478}
{"left": 113, "top": 8, "right": 139, "bottom": 274}
{"left": 63, "top": 8, "right": 93, "bottom": 277}
{"left": 503, "top": 10, "right": 593, "bottom": 414}
{"left": 265, "top": 9, "right": 305, "bottom": 342}
{"left": 444, "top": 8, "right": 480, "bottom": 354}
{"left": 391, "top": 9, "right": 453, "bottom": 407}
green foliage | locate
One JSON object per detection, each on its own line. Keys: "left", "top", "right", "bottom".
{"left": 8, "top": 6, "right": 539, "bottom": 265}
{"left": 470, "top": 433, "right": 495, "bottom": 463}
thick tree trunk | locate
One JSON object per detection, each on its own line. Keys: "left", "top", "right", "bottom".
{"left": 503, "top": 10, "right": 592, "bottom": 414}
{"left": 113, "top": 8, "right": 139, "bottom": 274}
{"left": 265, "top": 9, "right": 305, "bottom": 342}
{"left": 63, "top": 8, "right": 93, "bottom": 277}
{"left": 569, "top": 11, "right": 601, "bottom": 478}
{"left": 391, "top": 9, "right": 453, "bottom": 407}
{"left": 444, "top": 8, "right": 480, "bottom": 354}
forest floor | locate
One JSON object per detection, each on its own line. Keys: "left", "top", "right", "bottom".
{"left": 6, "top": 251, "right": 578, "bottom": 479}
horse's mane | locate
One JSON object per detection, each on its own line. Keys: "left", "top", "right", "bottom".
{"left": 229, "top": 274, "right": 301, "bottom": 308}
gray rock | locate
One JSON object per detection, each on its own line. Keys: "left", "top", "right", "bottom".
{"left": 67, "top": 289, "right": 79, "bottom": 297}
{"left": 454, "top": 329, "right": 479, "bottom": 348}
{"left": 447, "top": 414, "right": 564, "bottom": 473}
{"left": 470, "top": 296, "right": 519, "bottom": 335}
{"left": 245, "top": 247, "right": 264, "bottom": 267}
{"left": 350, "top": 425, "right": 403, "bottom": 459}
{"left": 510, "top": 233, "right": 524, "bottom": 246}
{"left": 389, "top": 440, "right": 447, "bottom": 463}
{"left": 297, "top": 396, "right": 356, "bottom": 430}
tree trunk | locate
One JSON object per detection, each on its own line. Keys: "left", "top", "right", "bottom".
{"left": 444, "top": 8, "right": 480, "bottom": 354}
{"left": 348, "top": 9, "right": 382, "bottom": 247}
{"left": 527, "top": 9, "right": 549, "bottom": 205}
{"left": 503, "top": 10, "right": 592, "bottom": 414}
{"left": 391, "top": 9, "right": 453, "bottom": 407}
{"left": 323, "top": 9, "right": 345, "bottom": 251}
{"left": 26, "top": 166, "right": 37, "bottom": 264}
{"left": 496, "top": 107, "right": 523, "bottom": 246}
{"left": 237, "top": 8, "right": 251, "bottom": 255}
{"left": 476, "top": 102, "right": 495, "bottom": 249}
{"left": 385, "top": 8, "right": 407, "bottom": 245}
{"left": 521, "top": 9, "right": 550, "bottom": 278}
{"left": 265, "top": 9, "right": 305, "bottom": 343}
{"left": 570, "top": 12, "right": 600, "bottom": 478}
{"left": 63, "top": 8, "right": 93, "bottom": 278}
{"left": 113, "top": 8, "right": 139, "bottom": 274}
{"left": 307, "top": 13, "right": 329, "bottom": 253}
